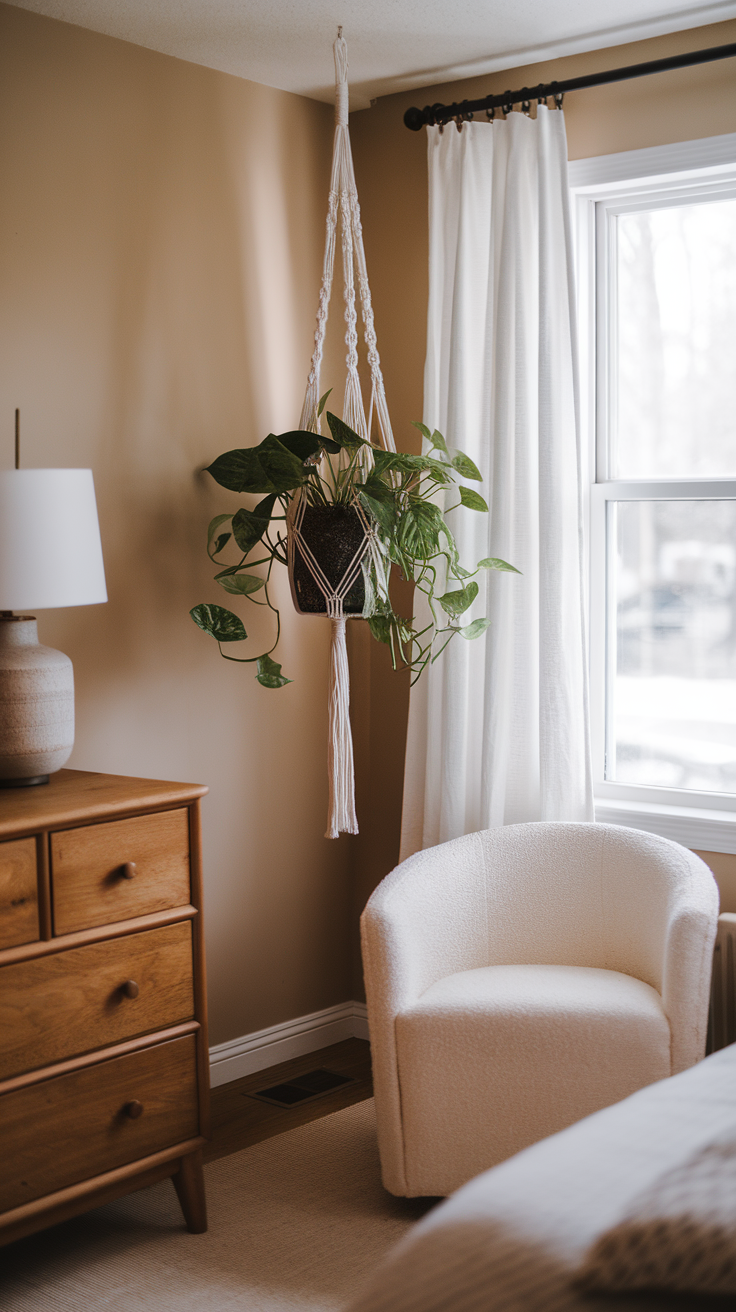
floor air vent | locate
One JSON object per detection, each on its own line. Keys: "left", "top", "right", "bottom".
{"left": 247, "top": 1068, "right": 356, "bottom": 1108}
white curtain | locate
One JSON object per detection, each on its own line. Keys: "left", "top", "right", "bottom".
{"left": 400, "top": 108, "right": 593, "bottom": 860}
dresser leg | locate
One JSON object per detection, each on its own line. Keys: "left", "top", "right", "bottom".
{"left": 172, "top": 1149, "right": 207, "bottom": 1233}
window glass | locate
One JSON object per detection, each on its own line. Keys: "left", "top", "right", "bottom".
{"left": 608, "top": 499, "right": 736, "bottom": 792}
{"left": 614, "top": 198, "right": 736, "bottom": 479}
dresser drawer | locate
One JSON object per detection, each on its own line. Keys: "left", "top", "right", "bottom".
{"left": 52, "top": 809, "right": 191, "bottom": 934}
{"left": 0, "top": 837, "right": 39, "bottom": 951}
{"left": 0, "top": 1034, "right": 199, "bottom": 1212}
{"left": 0, "top": 921, "right": 194, "bottom": 1081}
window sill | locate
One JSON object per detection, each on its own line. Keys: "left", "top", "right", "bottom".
{"left": 594, "top": 799, "right": 736, "bottom": 855}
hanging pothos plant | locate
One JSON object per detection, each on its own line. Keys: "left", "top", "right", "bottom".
{"left": 191, "top": 393, "right": 519, "bottom": 687}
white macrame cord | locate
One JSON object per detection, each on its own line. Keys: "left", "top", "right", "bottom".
{"left": 293, "top": 31, "right": 395, "bottom": 839}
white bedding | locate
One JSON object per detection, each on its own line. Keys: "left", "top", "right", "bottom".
{"left": 346, "top": 1043, "right": 736, "bottom": 1311}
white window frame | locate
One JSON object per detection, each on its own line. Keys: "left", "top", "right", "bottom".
{"left": 570, "top": 133, "right": 736, "bottom": 853}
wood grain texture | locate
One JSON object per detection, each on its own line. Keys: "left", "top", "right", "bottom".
{"left": 52, "top": 808, "right": 191, "bottom": 934}
{"left": 188, "top": 801, "right": 211, "bottom": 1141}
{"left": 0, "top": 1137, "right": 205, "bottom": 1247}
{"left": 0, "top": 836, "right": 38, "bottom": 950}
{"left": 0, "top": 1036, "right": 366, "bottom": 1245}
{"left": 0, "top": 1022, "right": 199, "bottom": 1097}
{"left": 0, "top": 769, "right": 207, "bottom": 839}
{"left": 36, "top": 833, "right": 52, "bottom": 940}
{"left": 0, "top": 1035, "right": 199, "bottom": 1212}
{"left": 0, "top": 904, "right": 197, "bottom": 968}
{"left": 0, "top": 769, "right": 209, "bottom": 1245}
{"left": 0, "top": 902, "right": 196, "bottom": 976}
{"left": 0, "top": 921, "right": 194, "bottom": 1081}
{"left": 172, "top": 1148, "right": 208, "bottom": 1233}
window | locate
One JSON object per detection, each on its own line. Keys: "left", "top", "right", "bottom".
{"left": 570, "top": 134, "right": 736, "bottom": 851}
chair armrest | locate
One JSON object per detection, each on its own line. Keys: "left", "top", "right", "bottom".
{"left": 361, "top": 832, "right": 490, "bottom": 1194}
{"left": 661, "top": 851, "right": 719, "bottom": 1072}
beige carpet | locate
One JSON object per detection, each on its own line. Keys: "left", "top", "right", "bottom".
{"left": 0, "top": 1099, "right": 433, "bottom": 1311}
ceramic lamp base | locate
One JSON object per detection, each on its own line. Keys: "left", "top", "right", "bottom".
{"left": 0, "top": 774, "right": 51, "bottom": 788}
{"left": 0, "top": 615, "right": 74, "bottom": 784}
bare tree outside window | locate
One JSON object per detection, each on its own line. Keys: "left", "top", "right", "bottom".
{"left": 615, "top": 200, "right": 736, "bottom": 479}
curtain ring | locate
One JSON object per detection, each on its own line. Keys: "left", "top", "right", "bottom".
{"left": 486, "top": 105, "right": 496, "bottom": 121}
{"left": 521, "top": 99, "right": 531, "bottom": 115}
{"left": 537, "top": 96, "right": 547, "bottom": 109}
{"left": 503, "top": 101, "right": 513, "bottom": 116}
{"left": 554, "top": 92, "right": 564, "bottom": 109}
{"left": 455, "top": 115, "right": 463, "bottom": 133}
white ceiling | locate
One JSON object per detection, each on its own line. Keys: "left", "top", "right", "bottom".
{"left": 9, "top": 0, "right": 736, "bottom": 108}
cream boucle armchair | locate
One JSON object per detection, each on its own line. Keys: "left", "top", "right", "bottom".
{"left": 361, "top": 822, "right": 719, "bottom": 1198}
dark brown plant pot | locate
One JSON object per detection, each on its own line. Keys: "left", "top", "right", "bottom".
{"left": 288, "top": 503, "right": 368, "bottom": 615}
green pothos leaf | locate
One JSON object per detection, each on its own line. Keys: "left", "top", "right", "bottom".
{"left": 206, "top": 437, "right": 306, "bottom": 495}
{"left": 325, "top": 411, "right": 369, "bottom": 451}
{"left": 451, "top": 450, "right": 483, "bottom": 480}
{"left": 207, "top": 514, "right": 231, "bottom": 550}
{"left": 459, "top": 617, "right": 491, "bottom": 640}
{"left": 357, "top": 490, "right": 396, "bottom": 536}
{"left": 411, "top": 421, "right": 432, "bottom": 441}
{"left": 257, "top": 435, "right": 309, "bottom": 491}
{"left": 205, "top": 448, "right": 274, "bottom": 494}
{"left": 458, "top": 486, "right": 488, "bottom": 512}
{"left": 477, "top": 556, "right": 522, "bottom": 573}
{"left": 256, "top": 653, "right": 292, "bottom": 688}
{"left": 438, "top": 580, "right": 479, "bottom": 617}
{"left": 190, "top": 603, "right": 246, "bottom": 642}
{"left": 397, "top": 500, "right": 445, "bottom": 560}
{"left": 232, "top": 494, "right": 277, "bottom": 554}
{"left": 271, "top": 431, "right": 322, "bottom": 462}
{"left": 368, "top": 613, "right": 392, "bottom": 645}
{"left": 216, "top": 573, "right": 265, "bottom": 596}
{"left": 428, "top": 429, "right": 449, "bottom": 457}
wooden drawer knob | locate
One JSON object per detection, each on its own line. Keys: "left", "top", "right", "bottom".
{"left": 121, "top": 979, "right": 140, "bottom": 999}
{"left": 125, "top": 1100, "right": 144, "bottom": 1119}
{"left": 120, "top": 861, "right": 137, "bottom": 880}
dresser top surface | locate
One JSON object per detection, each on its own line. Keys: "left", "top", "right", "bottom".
{"left": 0, "top": 770, "right": 208, "bottom": 837}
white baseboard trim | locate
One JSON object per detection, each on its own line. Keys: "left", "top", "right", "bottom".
{"left": 209, "top": 1000, "right": 370, "bottom": 1089}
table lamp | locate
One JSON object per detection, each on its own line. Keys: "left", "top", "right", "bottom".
{"left": 0, "top": 468, "right": 107, "bottom": 786}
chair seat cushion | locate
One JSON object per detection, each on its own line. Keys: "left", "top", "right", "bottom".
{"left": 395, "top": 964, "right": 671, "bottom": 1196}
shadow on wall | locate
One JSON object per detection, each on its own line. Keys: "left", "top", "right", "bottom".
{"left": 0, "top": 3, "right": 353, "bottom": 1047}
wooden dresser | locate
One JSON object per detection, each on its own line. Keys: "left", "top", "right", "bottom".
{"left": 0, "top": 769, "right": 210, "bottom": 1246}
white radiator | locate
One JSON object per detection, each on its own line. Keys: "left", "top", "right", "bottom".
{"left": 707, "top": 912, "right": 736, "bottom": 1054}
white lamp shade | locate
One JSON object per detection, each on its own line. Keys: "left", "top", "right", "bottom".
{"left": 0, "top": 469, "right": 107, "bottom": 610}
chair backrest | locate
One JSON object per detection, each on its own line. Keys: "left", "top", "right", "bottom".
{"left": 468, "top": 822, "right": 715, "bottom": 992}
{"left": 372, "top": 822, "right": 716, "bottom": 996}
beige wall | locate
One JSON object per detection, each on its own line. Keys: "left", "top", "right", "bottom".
{"left": 0, "top": 3, "right": 354, "bottom": 1045}
{"left": 2, "top": 5, "right": 734, "bottom": 1037}
{"left": 349, "top": 19, "right": 736, "bottom": 950}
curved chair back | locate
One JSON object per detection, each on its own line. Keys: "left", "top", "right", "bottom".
{"left": 362, "top": 822, "right": 719, "bottom": 1183}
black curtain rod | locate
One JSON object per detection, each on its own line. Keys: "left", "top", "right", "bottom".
{"left": 403, "top": 42, "right": 736, "bottom": 130}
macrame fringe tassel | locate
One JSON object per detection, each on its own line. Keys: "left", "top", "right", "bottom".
{"left": 325, "top": 617, "right": 358, "bottom": 838}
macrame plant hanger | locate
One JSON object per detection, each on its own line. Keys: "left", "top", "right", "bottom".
{"left": 289, "top": 28, "right": 395, "bottom": 840}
